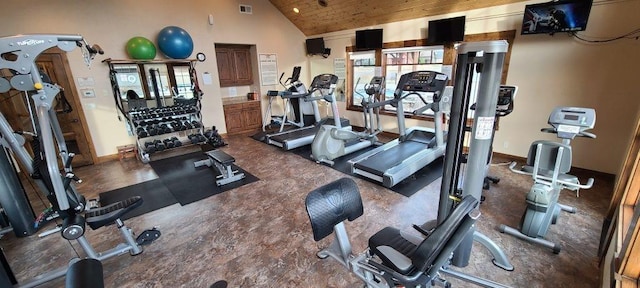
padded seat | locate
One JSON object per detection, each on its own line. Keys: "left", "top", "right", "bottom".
{"left": 86, "top": 196, "right": 143, "bottom": 230}
{"left": 205, "top": 150, "right": 235, "bottom": 165}
{"left": 368, "top": 196, "right": 479, "bottom": 277}
{"left": 368, "top": 227, "right": 418, "bottom": 275}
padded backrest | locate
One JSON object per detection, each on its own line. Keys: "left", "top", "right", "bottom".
{"left": 410, "top": 196, "right": 479, "bottom": 272}
{"left": 526, "top": 140, "right": 572, "bottom": 174}
{"left": 305, "top": 178, "right": 364, "bottom": 241}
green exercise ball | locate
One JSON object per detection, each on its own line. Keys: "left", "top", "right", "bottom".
{"left": 126, "top": 37, "right": 156, "bottom": 60}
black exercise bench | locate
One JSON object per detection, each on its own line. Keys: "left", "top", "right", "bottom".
{"left": 194, "top": 150, "right": 245, "bottom": 186}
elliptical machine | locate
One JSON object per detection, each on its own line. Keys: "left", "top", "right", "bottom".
{"left": 263, "top": 66, "right": 317, "bottom": 133}
{"left": 499, "top": 106, "right": 596, "bottom": 253}
{"left": 311, "top": 76, "right": 383, "bottom": 166}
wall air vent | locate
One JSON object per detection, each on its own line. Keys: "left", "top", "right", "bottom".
{"left": 239, "top": 4, "right": 253, "bottom": 14}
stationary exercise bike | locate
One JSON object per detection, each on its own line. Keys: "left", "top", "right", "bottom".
{"left": 499, "top": 107, "right": 596, "bottom": 253}
{"left": 311, "top": 76, "right": 383, "bottom": 166}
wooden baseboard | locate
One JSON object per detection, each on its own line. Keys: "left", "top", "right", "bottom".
{"left": 96, "top": 153, "right": 119, "bottom": 163}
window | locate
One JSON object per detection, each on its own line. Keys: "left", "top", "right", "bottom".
{"left": 345, "top": 30, "right": 516, "bottom": 122}
{"left": 382, "top": 46, "right": 444, "bottom": 115}
{"left": 350, "top": 51, "right": 376, "bottom": 107}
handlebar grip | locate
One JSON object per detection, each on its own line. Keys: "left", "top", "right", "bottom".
{"left": 579, "top": 131, "right": 596, "bottom": 139}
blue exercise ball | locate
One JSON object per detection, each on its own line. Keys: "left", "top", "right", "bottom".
{"left": 157, "top": 26, "right": 194, "bottom": 59}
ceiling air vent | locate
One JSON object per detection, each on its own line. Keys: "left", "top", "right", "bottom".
{"left": 239, "top": 4, "right": 253, "bottom": 14}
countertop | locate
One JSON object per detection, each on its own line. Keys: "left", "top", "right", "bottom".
{"left": 222, "top": 96, "right": 260, "bottom": 105}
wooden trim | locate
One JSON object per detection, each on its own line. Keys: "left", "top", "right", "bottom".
{"left": 599, "top": 112, "right": 640, "bottom": 272}
{"left": 96, "top": 153, "right": 119, "bottom": 163}
{"left": 44, "top": 48, "right": 98, "bottom": 165}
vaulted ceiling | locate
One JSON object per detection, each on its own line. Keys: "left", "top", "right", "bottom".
{"left": 268, "top": 0, "right": 529, "bottom": 36}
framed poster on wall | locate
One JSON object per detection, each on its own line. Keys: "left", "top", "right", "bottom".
{"left": 259, "top": 53, "right": 278, "bottom": 86}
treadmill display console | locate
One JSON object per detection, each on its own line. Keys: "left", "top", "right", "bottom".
{"left": 310, "top": 73, "right": 339, "bottom": 89}
{"left": 397, "top": 71, "right": 448, "bottom": 94}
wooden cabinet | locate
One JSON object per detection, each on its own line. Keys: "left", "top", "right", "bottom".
{"left": 223, "top": 101, "right": 262, "bottom": 135}
{"left": 215, "top": 44, "right": 252, "bottom": 87}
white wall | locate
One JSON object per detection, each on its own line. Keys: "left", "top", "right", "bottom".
{"left": 0, "top": 0, "right": 308, "bottom": 157}
{"left": 309, "top": 0, "right": 640, "bottom": 174}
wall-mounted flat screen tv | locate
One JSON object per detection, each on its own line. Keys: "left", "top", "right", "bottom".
{"left": 521, "top": 0, "right": 593, "bottom": 35}
{"left": 306, "top": 38, "right": 325, "bottom": 55}
{"left": 355, "top": 29, "right": 383, "bottom": 50}
{"left": 427, "top": 16, "right": 465, "bottom": 45}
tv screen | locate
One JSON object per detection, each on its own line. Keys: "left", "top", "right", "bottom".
{"left": 355, "top": 29, "right": 383, "bottom": 50}
{"left": 427, "top": 16, "right": 465, "bottom": 45}
{"left": 521, "top": 0, "right": 593, "bottom": 35}
{"left": 305, "top": 38, "right": 325, "bottom": 55}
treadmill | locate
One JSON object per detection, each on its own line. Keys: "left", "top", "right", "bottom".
{"left": 266, "top": 73, "right": 348, "bottom": 150}
{"left": 348, "top": 71, "right": 448, "bottom": 188}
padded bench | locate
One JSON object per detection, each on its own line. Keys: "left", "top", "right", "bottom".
{"left": 194, "top": 150, "right": 245, "bottom": 186}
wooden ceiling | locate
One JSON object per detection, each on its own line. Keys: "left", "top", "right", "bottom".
{"left": 269, "top": 0, "right": 528, "bottom": 36}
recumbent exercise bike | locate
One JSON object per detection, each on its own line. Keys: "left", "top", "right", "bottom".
{"left": 499, "top": 106, "right": 595, "bottom": 253}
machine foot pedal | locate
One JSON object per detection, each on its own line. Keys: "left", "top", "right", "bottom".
{"left": 136, "top": 227, "right": 161, "bottom": 245}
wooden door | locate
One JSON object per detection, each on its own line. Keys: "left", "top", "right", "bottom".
{"left": 0, "top": 50, "right": 94, "bottom": 167}
{"left": 35, "top": 52, "right": 94, "bottom": 166}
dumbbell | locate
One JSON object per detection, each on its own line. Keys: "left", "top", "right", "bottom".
{"left": 191, "top": 121, "right": 201, "bottom": 128}
{"left": 188, "top": 134, "right": 199, "bottom": 144}
{"left": 144, "top": 141, "right": 156, "bottom": 154}
{"left": 136, "top": 127, "right": 148, "bottom": 138}
{"left": 147, "top": 125, "right": 159, "bottom": 136}
{"left": 163, "top": 138, "right": 175, "bottom": 149}
{"left": 154, "top": 140, "right": 166, "bottom": 152}
{"left": 171, "top": 137, "right": 182, "bottom": 147}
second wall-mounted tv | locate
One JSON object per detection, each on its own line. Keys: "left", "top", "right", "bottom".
{"left": 355, "top": 29, "right": 383, "bottom": 50}
{"left": 521, "top": 0, "right": 593, "bottom": 35}
{"left": 427, "top": 16, "right": 465, "bottom": 45}
{"left": 306, "top": 38, "right": 325, "bottom": 55}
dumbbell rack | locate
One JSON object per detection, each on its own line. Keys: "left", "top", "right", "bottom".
{"left": 128, "top": 104, "right": 206, "bottom": 163}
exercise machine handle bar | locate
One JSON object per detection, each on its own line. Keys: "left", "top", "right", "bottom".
{"left": 540, "top": 127, "right": 596, "bottom": 139}
{"left": 508, "top": 160, "right": 594, "bottom": 190}
{"left": 0, "top": 34, "right": 101, "bottom": 212}
{"left": 302, "top": 73, "right": 339, "bottom": 102}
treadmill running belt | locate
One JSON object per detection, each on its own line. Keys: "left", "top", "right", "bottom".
{"left": 353, "top": 140, "right": 428, "bottom": 177}
{"left": 269, "top": 126, "right": 319, "bottom": 143}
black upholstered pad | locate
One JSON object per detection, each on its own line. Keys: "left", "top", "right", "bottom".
{"left": 205, "top": 150, "right": 235, "bottom": 165}
{"left": 368, "top": 227, "right": 418, "bottom": 275}
{"left": 305, "top": 178, "right": 363, "bottom": 241}
{"left": 66, "top": 258, "right": 104, "bottom": 288}
{"left": 411, "top": 196, "right": 478, "bottom": 273}
{"left": 368, "top": 196, "right": 479, "bottom": 275}
{"left": 86, "top": 196, "right": 143, "bottom": 230}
